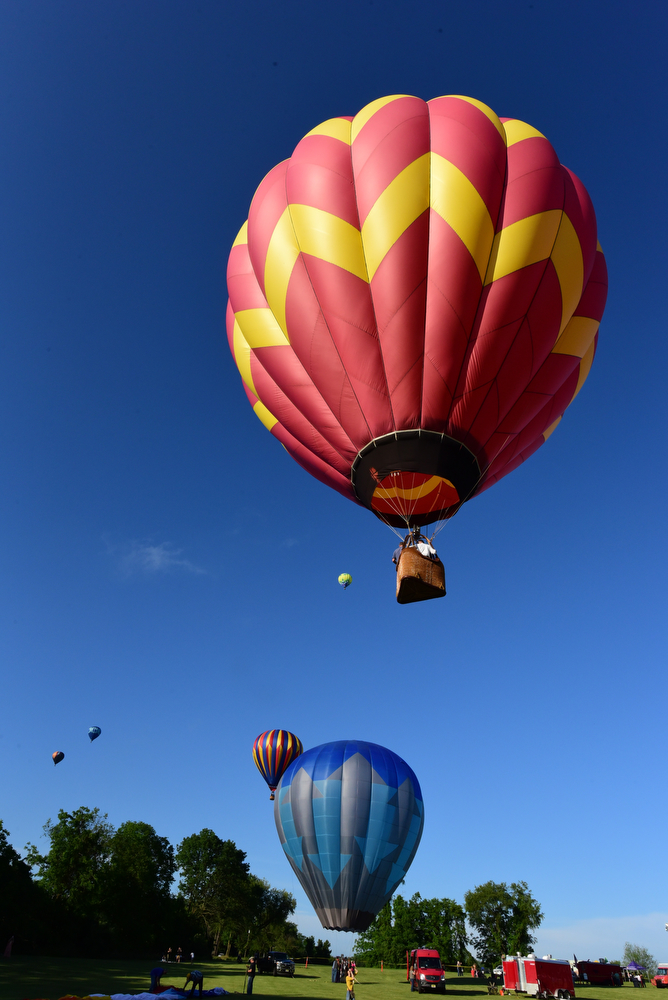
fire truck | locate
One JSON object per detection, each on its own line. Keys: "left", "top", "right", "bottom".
{"left": 501, "top": 955, "right": 574, "bottom": 998}
{"left": 407, "top": 948, "right": 447, "bottom": 994}
{"left": 652, "top": 964, "right": 668, "bottom": 987}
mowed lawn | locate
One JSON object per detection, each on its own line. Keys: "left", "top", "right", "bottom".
{"left": 0, "top": 961, "right": 650, "bottom": 1000}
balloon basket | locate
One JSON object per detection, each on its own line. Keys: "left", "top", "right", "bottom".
{"left": 396, "top": 549, "right": 446, "bottom": 604}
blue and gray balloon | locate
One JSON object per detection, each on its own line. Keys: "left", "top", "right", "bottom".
{"left": 88, "top": 726, "right": 101, "bottom": 742}
{"left": 274, "top": 740, "right": 424, "bottom": 932}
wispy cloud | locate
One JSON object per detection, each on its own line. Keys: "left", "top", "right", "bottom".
{"left": 535, "top": 912, "right": 668, "bottom": 962}
{"left": 109, "top": 539, "right": 206, "bottom": 576}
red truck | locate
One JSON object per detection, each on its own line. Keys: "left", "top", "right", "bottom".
{"left": 407, "top": 948, "right": 447, "bottom": 994}
{"left": 502, "top": 955, "right": 574, "bottom": 999}
{"left": 652, "top": 964, "right": 668, "bottom": 987}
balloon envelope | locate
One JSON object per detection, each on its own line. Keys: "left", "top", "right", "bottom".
{"left": 227, "top": 95, "right": 607, "bottom": 529}
{"left": 52, "top": 751, "right": 64, "bottom": 766}
{"left": 338, "top": 573, "right": 352, "bottom": 589}
{"left": 253, "top": 730, "right": 303, "bottom": 798}
{"left": 88, "top": 726, "right": 101, "bottom": 742}
{"left": 274, "top": 740, "right": 424, "bottom": 931}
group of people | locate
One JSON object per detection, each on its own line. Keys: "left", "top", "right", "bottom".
{"left": 161, "top": 945, "right": 194, "bottom": 963}
{"left": 392, "top": 527, "right": 438, "bottom": 568}
{"left": 332, "top": 957, "right": 358, "bottom": 998}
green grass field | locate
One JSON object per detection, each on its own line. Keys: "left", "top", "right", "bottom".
{"left": 0, "top": 960, "right": 652, "bottom": 1000}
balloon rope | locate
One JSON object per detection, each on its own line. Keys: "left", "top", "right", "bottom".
{"left": 431, "top": 432, "right": 515, "bottom": 540}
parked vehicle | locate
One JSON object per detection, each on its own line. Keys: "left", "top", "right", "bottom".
{"left": 408, "top": 948, "right": 446, "bottom": 994}
{"left": 574, "top": 962, "right": 624, "bottom": 986}
{"left": 501, "top": 955, "right": 574, "bottom": 998}
{"left": 253, "top": 952, "right": 295, "bottom": 976}
{"left": 652, "top": 965, "right": 668, "bottom": 988}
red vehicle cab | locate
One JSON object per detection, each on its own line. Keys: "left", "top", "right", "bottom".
{"left": 652, "top": 964, "right": 668, "bottom": 988}
{"left": 502, "top": 955, "right": 574, "bottom": 999}
{"left": 408, "top": 949, "right": 446, "bottom": 994}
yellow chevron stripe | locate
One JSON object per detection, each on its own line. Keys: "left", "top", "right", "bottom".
{"left": 484, "top": 209, "right": 562, "bottom": 286}
{"left": 552, "top": 315, "right": 599, "bottom": 358}
{"left": 305, "top": 117, "right": 352, "bottom": 144}
{"left": 289, "top": 204, "right": 368, "bottom": 280}
{"left": 550, "top": 214, "right": 584, "bottom": 337}
{"left": 264, "top": 207, "right": 300, "bottom": 336}
{"left": 232, "top": 317, "right": 256, "bottom": 395}
{"left": 503, "top": 118, "right": 546, "bottom": 146}
{"left": 253, "top": 398, "right": 278, "bottom": 431}
{"left": 447, "top": 95, "right": 506, "bottom": 141}
{"left": 351, "top": 94, "right": 408, "bottom": 143}
{"left": 235, "top": 308, "right": 290, "bottom": 348}
{"left": 374, "top": 475, "right": 452, "bottom": 501}
{"left": 542, "top": 416, "right": 562, "bottom": 441}
{"left": 571, "top": 338, "right": 596, "bottom": 401}
{"left": 362, "top": 153, "right": 430, "bottom": 280}
{"left": 430, "top": 153, "right": 494, "bottom": 281}
{"left": 232, "top": 221, "right": 248, "bottom": 248}
{"left": 596, "top": 240, "right": 603, "bottom": 252}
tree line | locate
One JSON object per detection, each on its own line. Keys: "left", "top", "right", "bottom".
{"left": 355, "top": 881, "right": 543, "bottom": 969}
{"left": 0, "top": 809, "right": 331, "bottom": 960}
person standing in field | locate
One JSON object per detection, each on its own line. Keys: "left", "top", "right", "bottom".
{"left": 346, "top": 966, "right": 358, "bottom": 1000}
{"left": 246, "top": 956, "right": 256, "bottom": 994}
{"left": 332, "top": 958, "right": 338, "bottom": 982}
{"left": 457, "top": 961, "right": 463, "bottom": 976}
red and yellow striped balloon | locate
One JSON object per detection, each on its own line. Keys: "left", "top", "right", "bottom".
{"left": 253, "top": 730, "right": 303, "bottom": 800}
{"left": 227, "top": 95, "right": 607, "bottom": 528}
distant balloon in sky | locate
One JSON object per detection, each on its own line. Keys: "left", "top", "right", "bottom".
{"left": 274, "top": 739, "right": 424, "bottom": 931}
{"left": 338, "top": 573, "right": 352, "bottom": 589}
{"left": 88, "top": 726, "right": 101, "bottom": 742}
{"left": 227, "top": 95, "right": 607, "bottom": 533}
{"left": 52, "top": 751, "right": 64, "bottom": 766}
{"left": 253, "top": 729, "right": 303, "bottom": 801}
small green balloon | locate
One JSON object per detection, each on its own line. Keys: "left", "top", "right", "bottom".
{"left": 338, "top": 573, "right": 352, "bottom": 590}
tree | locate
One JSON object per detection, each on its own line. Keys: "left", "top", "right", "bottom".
{"left": 0, "top": 820, "right": 52, "bottom": 954}
{"left": 246, "top": 879, "right": 296, "bottom": 954}
{"left": 176, "top": 829, "right": 252, "bottom": 957}
{"left": 464, "top": 881, "right": 543, "bottom": 968}
{"left": 355, "top": 893, "right": 472, "bottom": 966}
{"left": 103, "top": 821, "right": 177, "bottom": 954}
{"left": 355, "top": 900, "right": 397, "bottom": 965}
{"left": 24, "top": 807, "right": 115, "bottom": 955}
{"left": 25, "top": 807, "right": 113, "bottom": 919}
{"left": 623, "top": 943, "right": 657, "bottom": 976}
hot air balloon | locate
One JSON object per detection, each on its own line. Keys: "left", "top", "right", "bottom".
{"left": 274, "top": 740, "right": 424, "bottom": 931}
{"left": 338, "top": 573, "right": 352, "bottom": 589}
{"left": 52, "top": 751, "right": 64, "bottom": 766}
{"left": 88, "top": 726, "right": 101, "bottom": 742}
{"left": 253, "top": 730, "right": 303, "bottom": 800}
{"left": 227, "top": 95, "right": 607, "bottom": 583}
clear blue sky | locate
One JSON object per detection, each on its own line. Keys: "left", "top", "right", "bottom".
{"left": 1, "top": 0, "right": 666, "bottom": 962}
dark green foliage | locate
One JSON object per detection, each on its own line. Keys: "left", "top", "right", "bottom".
{"left": 176, "top": 829, "right": 257, "bottom": 957}
{"left": 464, "top": 881, "right": 543, "bottom": 968}
{"left": 103, "top": 821, "right": 177, "bottom": 956}
{"left": 300, "top": 934, "right": 331, "bottom": 958}
{"left": 25, "top": 807, "right": 113, "bottom": 920}
{"left": 0, "top": 820, "right": 55, "bottom": 955}
{"left": 0, "top": 810, "right": 301, "bottom": 960}
{"left": 355, "top": 893, "right": 472, "bottom": 966}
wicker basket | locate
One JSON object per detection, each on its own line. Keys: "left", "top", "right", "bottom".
{"left": 396, "top": 547, "right": 446, "bottom": 604}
